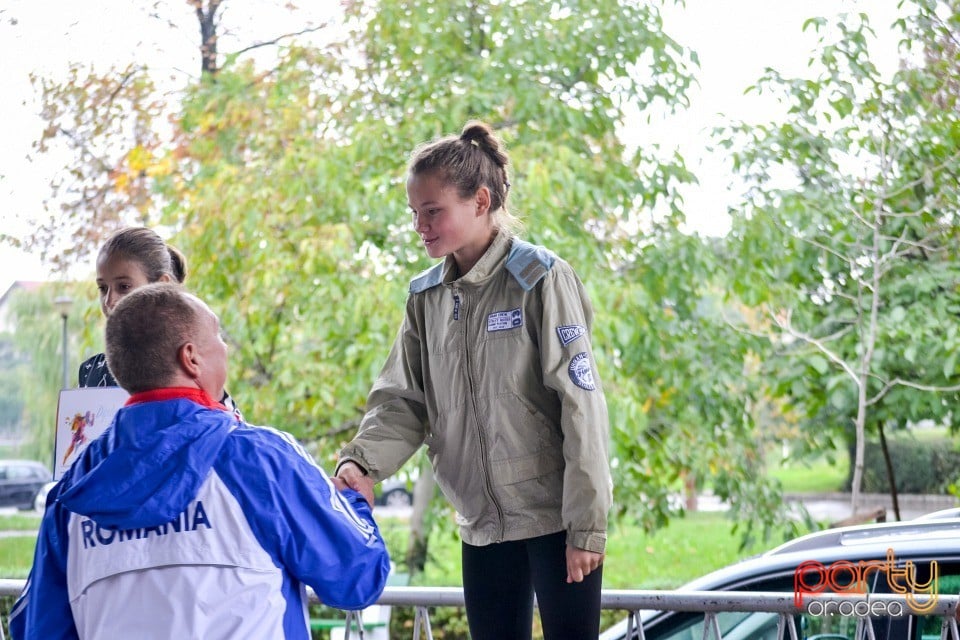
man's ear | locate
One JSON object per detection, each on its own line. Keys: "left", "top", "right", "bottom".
{"left": 475, "top": 186, "right": 491, "bottom": 216}
{"left": 178, "top": 342, "right": 201, "bottom": 378}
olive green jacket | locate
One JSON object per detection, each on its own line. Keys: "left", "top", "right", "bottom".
{"left": 338, "top": 232, "right": 611, "bottom": 552}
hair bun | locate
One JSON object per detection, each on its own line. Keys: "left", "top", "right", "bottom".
{"left": 460, "top": 121, "right": 493, "bottom": 146}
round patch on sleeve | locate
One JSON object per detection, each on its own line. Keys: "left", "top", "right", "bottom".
{"left": 568, "top": 352, "right": 596, "bottom": 390}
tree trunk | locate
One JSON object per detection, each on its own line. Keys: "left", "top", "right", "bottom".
{"left": 191, "top": 0, "right": 222, "bottom": 75}
{"left": 851, "top": 204, "right": 885, "bottom": 516}
{"left": 850, "top": 408, "right": 866, "bottom": 516}
{"left": 682, "top": 470, "right": 698, "bottom": 511}
{"left": 405, "top": 459, "right": 436, "bottom": 575}
{"left": 877, "top": 423, "right": 901, "bottom": 520}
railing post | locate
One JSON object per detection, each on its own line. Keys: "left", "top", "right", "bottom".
{"left": 412, "top": 605, "right": 434, "bottom": 640}
{"left": 701, "top": 611, "right": 722, "bottom": 639}
{"left": 342, "top": 610, "right": 363, "bottom": 639}
{"left": 626, "top": 610, "right": 644, "bottom": 640}
{"left": 776, "top": 613, "right": 798, "bottom": 640}
{"left": 854, "top": 616, "right": 877, "bottom": 640}
{"left": 941, "top": 615, "right": 960, "bottom": 640}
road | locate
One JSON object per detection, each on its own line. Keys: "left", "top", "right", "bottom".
{"left": 695, "top": 491, "right": 958, "bottom": 523}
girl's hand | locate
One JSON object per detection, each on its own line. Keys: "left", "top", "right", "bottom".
{"left": 335, "top": 461, "right": 376, "bottom": 507}
{"left": 566, "top": 544, "right": 605, "bottom": 583}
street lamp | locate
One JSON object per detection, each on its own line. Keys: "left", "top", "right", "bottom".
{"left": 53, "top": 295, "right": 73, "bottom": 389}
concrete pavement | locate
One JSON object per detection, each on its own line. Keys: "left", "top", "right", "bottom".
{"left": 694, "top": 491, "right": 958, "bottom": 523}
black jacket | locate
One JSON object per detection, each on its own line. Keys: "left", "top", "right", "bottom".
{"left": 78, "top": 353, "right": 115, "bottom": 388}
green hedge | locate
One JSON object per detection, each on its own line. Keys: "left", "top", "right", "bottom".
{"left": 847, "top": 436, "right": 960, "bottom": 494}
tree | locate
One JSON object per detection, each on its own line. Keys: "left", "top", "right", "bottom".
{"left": 4, "top": 284, "right": 96, "bottom": 463}
{"left": 718, "top": 1, "right": 960, "bottom": 516}
{"left": 17, "top": 0, "right": 806, "bottom": 572}
{"left": 26, "top": 64, "right": 165, "bottom": 271}
{"left": 11, "top": 0, "right": 329, "bottom": 271}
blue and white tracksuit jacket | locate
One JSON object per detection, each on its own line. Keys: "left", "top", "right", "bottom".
{"left": 9, "top": 389, "right": 391, "bottom": 639}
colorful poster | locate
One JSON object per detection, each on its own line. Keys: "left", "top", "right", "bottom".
{"left": 54, "top": 387, "right": 129, "bottom": 480}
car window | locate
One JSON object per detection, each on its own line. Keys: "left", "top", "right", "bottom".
{"left": 913, "top": 562, "right": 959, "bottom": 640}
{"left": 646, "top": 610, "right": 781, "bottom": 640}
{"left": 644, "top": 575, "right": 793, "bottom": 640}
{"left": 8, "top": 465, "right": 37, "bottom": 480}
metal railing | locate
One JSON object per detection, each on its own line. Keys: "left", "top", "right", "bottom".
{"left": 0, "top": 580, "right": 957, "bottom": 640}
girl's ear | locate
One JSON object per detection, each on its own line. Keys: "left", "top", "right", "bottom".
{"left": 158, "top": 273, "right": 173, "bottom": 283}
{"left": 475, "top": 186, "right": 491, "bottom": 216}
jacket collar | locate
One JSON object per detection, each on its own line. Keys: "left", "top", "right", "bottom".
{"left": 125, "top": 387, "right": 228, "bottom": 411}
{"left": 442, "top": 230, "right": 513, "bottom": 286}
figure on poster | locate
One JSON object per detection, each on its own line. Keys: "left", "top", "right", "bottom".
{"left": 61, "top": 411, "right": 94, "bottom": 465}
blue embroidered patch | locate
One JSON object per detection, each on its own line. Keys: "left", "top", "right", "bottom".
{"left": 568, "top": 352, "right": 596, "bottom": 390}
{"left": 487, "top": 308, "right": 522, "bottom": 332}
{"left": 556, "top": 324, "right": 586, "bottom": 346}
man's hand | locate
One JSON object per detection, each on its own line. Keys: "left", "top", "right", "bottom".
{"left": 334, "top": 461, "right": 376, "bottom": 507}
{"left": 565, "top": 545, "right": 604, "bottom": 583}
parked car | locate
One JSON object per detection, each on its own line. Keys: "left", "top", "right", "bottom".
{"left": 600, "top": 512, "right": 960, "bottom": 640}
{"left": 0, "top": 459, "right": 52, "bottom": 511}
{"left": 375, "top": 476, "right": 414, "bottom": 508}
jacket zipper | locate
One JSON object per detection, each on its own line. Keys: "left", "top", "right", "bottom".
{"left": 455, "top": 286, "right": 505, "bottom": 541}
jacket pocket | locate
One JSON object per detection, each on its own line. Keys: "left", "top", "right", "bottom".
{"left": 485, "top": 392, "right": 564, "bottom": 510}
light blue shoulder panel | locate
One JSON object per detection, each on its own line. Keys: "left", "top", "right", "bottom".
{"left": 506, "top": 240, "right": 556, "bottom": 291}
{"left": 409, "top": 262, "right": 445, "bottom": 294}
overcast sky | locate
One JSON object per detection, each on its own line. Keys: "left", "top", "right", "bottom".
{"left": 0, "top": 0, "right": 900, "bottom": 296}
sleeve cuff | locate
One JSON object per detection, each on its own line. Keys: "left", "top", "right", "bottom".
{"left": 334, "top": 458, "right": 365, "bottom": 474}
{"left": 569, "top": 530, "right": 606, "bottom": 554}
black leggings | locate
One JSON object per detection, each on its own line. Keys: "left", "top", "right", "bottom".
{"left": 461, "top": 531, "right": 603, "bottom": 640}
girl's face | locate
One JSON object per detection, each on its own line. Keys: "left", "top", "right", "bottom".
{"left": 407, "top": 172, "right": 495, "bottom": 275}
{"left": 95, "top": 255, "right": 169, "bottom": 317}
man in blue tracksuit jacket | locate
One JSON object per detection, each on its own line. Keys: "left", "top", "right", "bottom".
{"left": 10, "top": 283, "right": 390, "bottom": 639}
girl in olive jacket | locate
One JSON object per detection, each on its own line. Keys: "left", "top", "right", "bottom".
{"left": 337, "top": 122, "right": 612, "bottom": 640}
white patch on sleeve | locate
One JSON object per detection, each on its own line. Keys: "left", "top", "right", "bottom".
{"left": 487, "top": 308, "right": 523, "bottom": 332}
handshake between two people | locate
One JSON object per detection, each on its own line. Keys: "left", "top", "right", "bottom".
{"left": 333, "top": 460, "right": 375, "bottom": 507}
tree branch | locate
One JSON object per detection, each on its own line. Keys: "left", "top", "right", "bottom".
{"left": 867, "top": 378, "right": 960, "bottom": 406}
{"left": 229, "top": 24, "right": 328, "bottom": 58}
{"left": 772, "top": 309, "right": 860, "bottom": 385}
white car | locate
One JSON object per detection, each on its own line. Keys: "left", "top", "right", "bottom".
{"left": 600, "top": 511, "right": 960, "bottom": 640}
{"left": 33, "top": 480, "right": 57, "bottom": 512}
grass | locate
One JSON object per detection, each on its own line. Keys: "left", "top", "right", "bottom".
{"left": 603, "top": 511, "right": 802, "bottom": 589}
{"left": 0, "top": 536, "right": 37, "bottom": 579}
{"left": 769, "top": 455, "right": 849, "bottom": 493}
{"left": 766, "top": 427, "right": 952, "bottom": 494}
{"left": 0, "top": 513, "right": 44, "bottom": 531}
